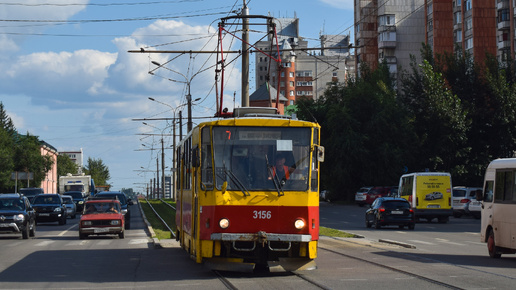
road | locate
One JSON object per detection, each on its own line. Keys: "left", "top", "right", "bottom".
{"left": 0, "top": 201, "right": 515, "bottom": 289}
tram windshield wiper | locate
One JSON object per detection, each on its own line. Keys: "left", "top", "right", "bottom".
{"left": 225, "top": 168, "right": 250, "bottom": 197}
{"left": 265, "top": 155, "right": 284, "bottom": 197}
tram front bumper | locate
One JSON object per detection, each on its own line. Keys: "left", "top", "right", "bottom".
{"left": 210, "top": 231, "right": 313, "bottom": 243}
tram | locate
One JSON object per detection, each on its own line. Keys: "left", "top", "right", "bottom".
{"left": 175, "top": 107, "right": 324, "bottom": 272}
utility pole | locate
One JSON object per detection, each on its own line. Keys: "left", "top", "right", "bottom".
{"left": 241, "top": 0, "right": 250, "bottom": 107}
{"left": 172, "top": 119, "right": 176, "bottom": 201}
{"left": 161, "top": 138, "right": 165, "bottom": 199}
{"left": 187, "top": 83, "right": 193, "bottom": 132}
{"left": 179, "top": 111, "right": 183, "bottom": 140}
{"left": 156, "top": 156, "right": 160, "bottom": 199}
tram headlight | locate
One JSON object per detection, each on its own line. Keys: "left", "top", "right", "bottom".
{"left": 294, "top": 219, "right": 306, "bottom": 230}
{"left": 219, "top": 218, "right": 230, "bottom": 229}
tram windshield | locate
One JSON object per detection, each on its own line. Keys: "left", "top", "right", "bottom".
{"left": 207, "top": 126, "right": 312, "bottom": 191}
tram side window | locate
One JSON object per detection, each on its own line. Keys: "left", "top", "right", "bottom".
{"left": 182, "top": 138, "right": 192, "bottom": 190}
{"left": 310, "top": 148, "right": 318, "bottom": 191}
{"left": 176, "top": 147, "right": 181, "bottom": 191}
{"left": 201, "top": 127, "right": 213, "bottom": 187}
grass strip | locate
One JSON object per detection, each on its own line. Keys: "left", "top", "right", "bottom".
{"left": 139, "top": 199, "right": 176, "bottom": 240}
{"left": 319, "top": 226, "right": 357, "bottom": 238}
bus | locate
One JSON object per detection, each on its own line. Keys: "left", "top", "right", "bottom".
{"left": 398, "top": 172, "right": 453, "bottom": 223}
{"left": 477, "top": 158, "right": 516, "bottom": 258}
{"left": 174, "top": 107, "right": 324, "bottom": 272}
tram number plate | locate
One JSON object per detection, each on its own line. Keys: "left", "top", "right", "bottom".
{"left": 253, "top": 210, "right": 271, "bottom": 220}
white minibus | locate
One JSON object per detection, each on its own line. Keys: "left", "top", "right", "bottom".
{"left": 477, "top": 158, "right": 516, "bottom": 258}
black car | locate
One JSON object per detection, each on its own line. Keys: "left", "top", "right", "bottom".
{"left": 32, "top": 194, "right": 67, "bottom": 225}
{"left": 0, "top": 193, "right": 36, "bottom": 239}
{"left": 19, "top": 187, "right": 44, "bottom": 204}
{"left": 94, "top": 191, "right": 133, "bottom": 229}
{"left": 365, "top": 197, "right": 415, "bottom": 230}
{"left": 63, "top": 191, "right": 85, "bottom": 212}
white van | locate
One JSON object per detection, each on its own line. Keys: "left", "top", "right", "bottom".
{"left": 477, "top": 158, "right": 516, "bottom": 258}
{"left": 398, "top": 172, "right": 453, "bottom": 223}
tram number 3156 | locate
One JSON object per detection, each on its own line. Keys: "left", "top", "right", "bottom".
{"left": 253, "top": 210, "right": 272, "bottom": 219}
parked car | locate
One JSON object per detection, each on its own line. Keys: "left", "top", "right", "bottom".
{"left": 63, "top": 191, "right": 85, "bottom": 212}
{"left": 355, "top": 186, "right": 373, "bottom": 206}
{"left": 452, "top": 186, "right": 482, "bottom": 218}
{"left": 0, "top": 193, "right": 36, "bottom": 239}
{"left": 365, "top": 197, "right": 415, "bottom": 230}
{"left": 94, "top": 191, "right": 133, "bottom": 229}
{"left": 79, "top": 199, "right": 125, "bottom": 239}
{"left": 62, "top": 195, "right": 77, "bottom": 219}
{"left": 32, "top": 194, "right": 67, "bottom": 225}
{"left": 362, "top": 186, "right": 393, "bottom": 206}
{"left": 19, "top": 187, "right": 44, "bottom": 203}
{"left": 467, "top": 199, "right": 481, "bottom": 219}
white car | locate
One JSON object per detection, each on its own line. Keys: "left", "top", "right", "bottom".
{"left": 452, "top": 186, "right": 481, "bottom": 218}
{"left": 467, "top": 199, "right": 481, "bottom": 219}
{"left": 355, "top": 186, "right": 373, "bottom": 206}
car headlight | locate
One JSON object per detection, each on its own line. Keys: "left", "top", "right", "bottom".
{"left": 121, "top": 209, "right": 128, "bottom": 215}
{"left": 54, "top": 207, "right": 62, "bottom": 212}
{"left": 110, "top": 220, "right": 120, "bottom": 225}
{"left": 219, "top": 218, "right": 229, "bottom": 229}
{"left": 78, "top": 201, "right": 84, "bottom": 204}
{"left": 83, "top": 221, "right": 92, "bottom": 226}
{"left": 294, "top": 219, "right": 306, "bottom": 230}
{"left": 13, "top": 214, "right": 25, "bottom": 222}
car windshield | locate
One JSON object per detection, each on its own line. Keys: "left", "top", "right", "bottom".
{"left": 0, "top": 199, "right": 24, "bottom": 210}
{"left": 62, "top": 198, "right": 73, "bottom": 204}
{"left": 64, "top": 192, "right": 82, "bottom": 199}
{"left": 84, "top": 202, "right": 120, "bottom": 214}
{"left": 33, "top": 196, "right": 60, "bottom": 204}
{"left": 383, "top": 201, "right": 410, "bottom": 209}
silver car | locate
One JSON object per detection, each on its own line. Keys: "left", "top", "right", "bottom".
{"left": 452, "top": 186, "right": 481, "bottom": 218}
{"left": 62, "top": 195, "right": 77, "bottom": 219}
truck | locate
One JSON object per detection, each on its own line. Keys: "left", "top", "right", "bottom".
{"left": 59, "top": 173, "right": 95, "bottom": 197}
{"left": 398, "top": 172, "right": 453, "bottom": 223}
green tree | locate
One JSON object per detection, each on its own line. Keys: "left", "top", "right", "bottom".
{"left": 83, "top": 157, "right": 110, "bottom": 186}
{"left": 14, "top": 133, "right": 54, "bottom": 188}
{"left": 297, "top": 62, "right": 414, "bottom": 201}
{"left": 0, "top": 127, "right": 15, "bottom": 191}
{"left": 57, "top": 154, "right": 79, "bottom": 177}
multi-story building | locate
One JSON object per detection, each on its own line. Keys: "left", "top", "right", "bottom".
{"left": 355, "top": 0, "right": 426, "bottom": 79}
{"left": 355, "top": 0, "right": 501, "bottom": 82}
{"left": 40, "top": 141, "right": 58, "bottom": 194}
{"left": 426, "top": 0, "right": 496, "bottom": 65}
{"left": 253, "top": 17, "right": 353, "bottom": 112}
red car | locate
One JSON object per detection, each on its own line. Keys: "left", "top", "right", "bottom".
{"left": 363, "top": 186, "right": 393, "bottom": 205}
{"left": 79, "top": 199, "right": 125, "bottom": 239}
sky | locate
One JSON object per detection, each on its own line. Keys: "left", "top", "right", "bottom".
{"left": 0, "top": 0, "right": 354, "bottom": 193}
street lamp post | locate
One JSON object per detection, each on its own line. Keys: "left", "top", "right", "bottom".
{"left": 147, "top": 97, "right": 198, "bottom": 201}
{"left": 143, "top": 122, "right": 167, "bottom": 199}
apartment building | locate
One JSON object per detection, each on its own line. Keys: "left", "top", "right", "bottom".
{"left": 355, "top": 0, "right": 501, "bottom": 82}
{"left": 426, "top": 0, "right": 496, "bottom": 65}
{"left": 355, "top": 0, "right": 426, "bottom": 79}
{"left": 253, "top": 17, "right": 353, "bottom": 111}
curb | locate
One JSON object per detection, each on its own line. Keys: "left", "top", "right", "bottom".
{"left": 378, "top": 238, "right": 416, "bottom": 249}
{"left": 137, "top": 200, "right": 160, "bottom": 248}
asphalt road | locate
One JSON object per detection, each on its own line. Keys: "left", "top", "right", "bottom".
{"left": 0, "top": 201, "right": 515, "bottom": 289}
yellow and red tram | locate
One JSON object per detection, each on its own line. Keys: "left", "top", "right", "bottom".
{"left": 175, "top": 108, "right": 324, "bottom": 271}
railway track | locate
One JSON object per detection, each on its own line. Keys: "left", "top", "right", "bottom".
{"left": 143, "top": 198, "right": 176, "bottom": 238}
{"left": 143, "top": 200, "right": 463, "bottom": 289}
